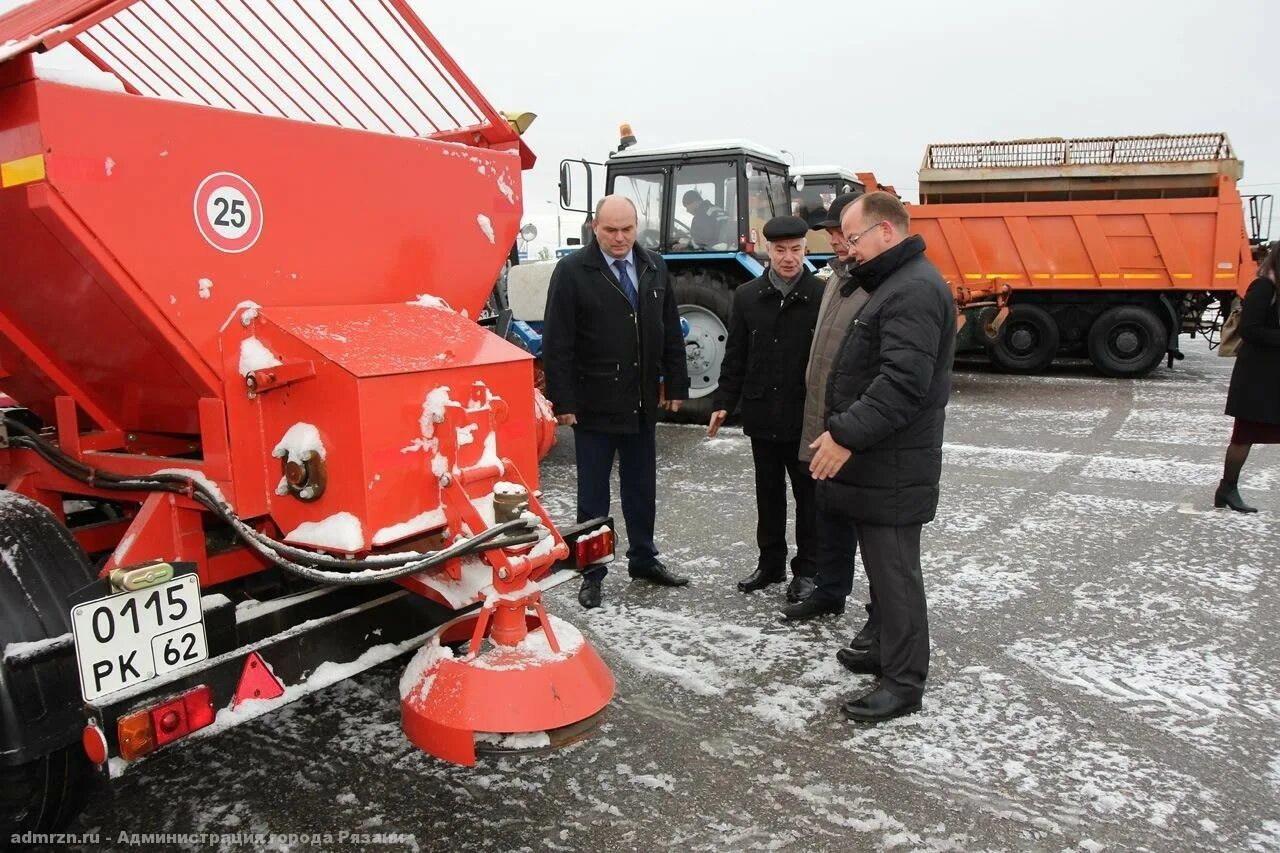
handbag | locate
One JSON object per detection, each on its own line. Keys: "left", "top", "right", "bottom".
{"left": 1218, "top": 299, "right": 1243, "bottom": 357}
{"left": 1219, "top": 282, "right": 1279, "bottom": 357}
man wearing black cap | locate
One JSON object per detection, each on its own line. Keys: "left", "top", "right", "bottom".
{"left": 783, "top": 191, "right": 875, "bottom": 629}
{"left": 708, "top": 215, "right": 823, "bottom": 602}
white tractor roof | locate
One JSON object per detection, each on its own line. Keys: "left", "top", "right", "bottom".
{"left": 610, "top": 139, "right": 788, "bottom": 165}
{"left": 792, "top": 165, "right": 861, "bottom": 181}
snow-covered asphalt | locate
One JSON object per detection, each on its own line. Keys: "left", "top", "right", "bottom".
{"left": 61, "top": 339, "right": 1280, "bottom": 852}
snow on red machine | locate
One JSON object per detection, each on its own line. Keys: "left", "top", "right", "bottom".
{"left": 0, "top": 0, "right": 613, "bottom": 833}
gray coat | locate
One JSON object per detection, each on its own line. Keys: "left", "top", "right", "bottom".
{"left": 800, "top": 257, "right": 869, "bottom": 461}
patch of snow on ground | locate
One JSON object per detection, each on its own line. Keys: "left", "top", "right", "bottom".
{"left": 1007, "top": 637, "right": 1246, "bottom": 743}
{"left": 943, "top": 442, "right": 1070, "bottom": 473}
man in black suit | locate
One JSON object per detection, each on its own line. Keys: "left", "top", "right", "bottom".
{"left": 708, "top": 215, "right": 823, "bottom": 604}
{"left": 542, "top": 195, "right": 692, "bottom": 609}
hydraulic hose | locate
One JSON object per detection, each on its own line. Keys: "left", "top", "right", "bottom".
{"left": 3, "top": 417, "right": 544, "bottom": 585}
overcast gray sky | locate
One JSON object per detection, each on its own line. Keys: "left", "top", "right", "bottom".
{"left": 4, "top": 0, "right": 1275, "bottom": 251}
{"left": 419, "top": 0, "right": 1279, "bottom": 249}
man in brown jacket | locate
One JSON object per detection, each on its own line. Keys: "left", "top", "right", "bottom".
{"left": 782, "top": 192, "right": 873, "bottom": 641}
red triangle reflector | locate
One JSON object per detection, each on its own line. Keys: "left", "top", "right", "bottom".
{"left": 233, "top": 652, "right": 285, "bottom": 708}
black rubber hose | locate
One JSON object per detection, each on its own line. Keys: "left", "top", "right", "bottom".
{"left": 3, "top": 421, "right": 547, "bottom": 585}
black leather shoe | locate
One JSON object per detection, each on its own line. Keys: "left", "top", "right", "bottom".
{"left": 849, "top": 617, "right": 876, "bottom": 651}
{"left": 1215, "top": 479, "right": 1258, "bottom": 513}
{"left": 629, "top": 561, "right": 689, "bottom": 587}
{"left": 578, "top": 577, "right": 603, "bottom": 609}
{"left": 785, "top": 576, "right": 816, "bottom": 604}
{"left": 738, "top": 568, "right": 785, "bottom": 593}
{"left": 841, "top": 687, "right": 922, "bottom": 723}
{"left": 836, "top": 647, "right": 881, "bottom": 675}
{"left": 781, "top": 595, "right": 844, "bottom": 620}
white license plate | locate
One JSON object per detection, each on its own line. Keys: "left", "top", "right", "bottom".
{"left": 71, "top": 574, "right": 208, "bottom": 702}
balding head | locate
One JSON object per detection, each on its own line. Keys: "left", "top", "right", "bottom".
{"left": 593, "top": 194, "right": 639, "bottom": 259}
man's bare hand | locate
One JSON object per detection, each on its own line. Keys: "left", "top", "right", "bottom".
{"left": 707, "top": 409, "right": 728, "bottom": 437}
{"left": 660, "top": 399, "right": 683, "bottom": 413}
{"left": 556, "top": 414, "right": 577, "bottom": 426}
{"left": 808, "top": 431, "right": 851, "bottom": 480}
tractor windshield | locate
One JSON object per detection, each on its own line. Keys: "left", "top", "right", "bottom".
{"left": 612, "top": 172, "right": 666, "bottom": 251}
{"left": 793, "top": 179, "right": 842, "bottom": 229}
{"left": 670, "top": 162, "right": 738, "bottom": 252}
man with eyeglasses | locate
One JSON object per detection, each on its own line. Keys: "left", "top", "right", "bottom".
{"left": 783, "top": 191, "right": 872, "bottom": 622}
{"left": 808, "top": 191, "right": 955, "bottom": 722}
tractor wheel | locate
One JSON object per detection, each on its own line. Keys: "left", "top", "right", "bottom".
{"left": 0, "top": 492, "right": 98, "bottom": 839}
{"left": 1087, "top": 305, "right": 1167, "bottom": 377}
{"left": 986, "top": 304, "right": 1059, "bottom": 373}
{"left": 670, "top": 269, "right": 735, "bottom": 424}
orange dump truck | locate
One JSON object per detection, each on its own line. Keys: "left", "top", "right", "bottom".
{"left": 908, "top": 134, "right": 1270, "bottom": 375}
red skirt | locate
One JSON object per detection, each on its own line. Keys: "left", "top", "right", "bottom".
{"left": 1232, "top": 418, "right": 1280, "bottom": 444}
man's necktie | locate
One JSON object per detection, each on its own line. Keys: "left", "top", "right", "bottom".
{"left": 614, "top": 259, "right": 638, "bottom": 310}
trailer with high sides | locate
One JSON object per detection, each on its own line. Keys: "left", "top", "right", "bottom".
{"left": 0, "top": 0, "right": 616, "bottom": 835}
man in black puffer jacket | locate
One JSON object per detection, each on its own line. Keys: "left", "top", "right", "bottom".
{"left": 808, "top": 191, "right": 956, "bottom": 722}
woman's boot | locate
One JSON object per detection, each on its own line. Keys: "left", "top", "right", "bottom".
{"left": 1215, "top": 479, "right": 1258, "bottom": 513}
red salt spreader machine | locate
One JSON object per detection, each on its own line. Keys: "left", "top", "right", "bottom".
{"left": 0, "top": 0, "right": 615, "bottom": 832}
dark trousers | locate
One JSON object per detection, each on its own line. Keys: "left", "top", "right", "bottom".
{"left": 813, "top": 505, "right": 861, "bottom": 602}
{"left": 750, "top": 438, "right": 816, "bottom": 578}
{"left": 857, "top": 523, "right": 928, "bottom": 699}
{"left": 573, "top": 418, "right": 658, "bottom": 580}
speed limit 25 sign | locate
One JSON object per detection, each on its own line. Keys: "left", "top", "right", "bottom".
{"left": 194, "top": 171, "right": 264, "bottom": 253}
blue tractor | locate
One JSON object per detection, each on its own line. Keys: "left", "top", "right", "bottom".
{"left": 557, "top": 131, "right": 803, "bottom": 423}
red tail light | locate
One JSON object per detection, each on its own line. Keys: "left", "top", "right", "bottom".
{"left": 576, "top": 527, "right": 614, "bottom": 567}
{"left": 119, "top": 684, "right": 216, "bottom": 757}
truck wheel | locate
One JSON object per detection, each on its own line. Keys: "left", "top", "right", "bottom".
{"left": 1087, "top": 305, "right": 1166, "bottom": 377}
{"left": 2, "top": 748, "right": 94, "bottom": 838}
{"left": 987, "top": 304, "right": 1059, "bottom": 373}
{"left": 671, "top": 269, "right": 734, "bottom": 424}
{"left": 0, "top": 492, "right": 98, "bottom": 838}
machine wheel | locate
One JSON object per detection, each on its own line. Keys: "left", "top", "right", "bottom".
{"left": 1087, "top": 305, "right": 1167, "bottom": 377}
{"left": 671, "top": 269, "right": 735, "bottom": 424}
{"left": 1, "top": 748, "right": 94, "bottom": 839}
{"left": 0, "top": 492, "right": 98, "bottom": 838}
{"left": 986, "top": 304, "right": 1059, "bottom": 373}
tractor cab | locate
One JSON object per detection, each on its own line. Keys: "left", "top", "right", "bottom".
{"left": 602, "top": 139, "right": 793, "bottom": 261}
{"left": 558, "top": 134, "right": 799, "bottom": 422}
{"left": 789, "top": 166, "right": 865, "bottom": 265}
